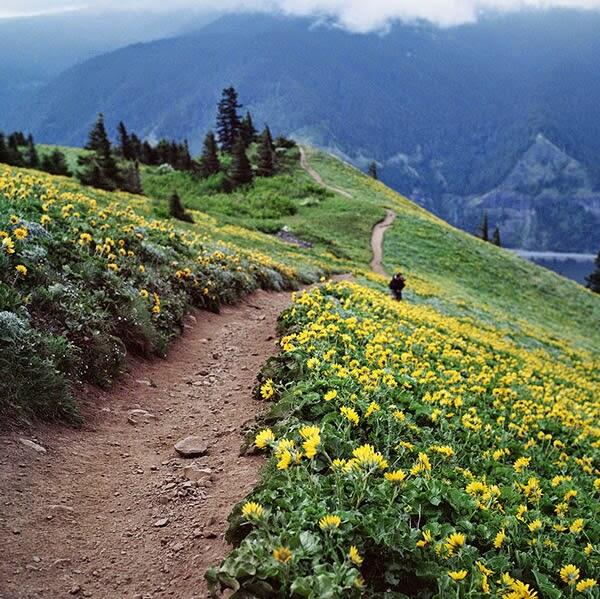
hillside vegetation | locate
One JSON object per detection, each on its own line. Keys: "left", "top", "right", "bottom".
{"left": 1, "top": 144, "right": 598, "bottom": 598}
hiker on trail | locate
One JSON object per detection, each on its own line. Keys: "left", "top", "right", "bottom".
{"left": 389, "top": 273, "right": 406, "bottom": 300}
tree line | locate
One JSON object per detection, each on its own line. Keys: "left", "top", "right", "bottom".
{"left": 0, "top": 86, "right": 294, "bottom": 196}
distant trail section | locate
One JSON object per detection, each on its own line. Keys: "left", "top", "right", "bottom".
{"left": 0, "top": 290, "right": 294, "bottom": 598}
{"left": 370, "top": 209, "right": 397, "bottom": 276}
{"left": 299, "top": 145, "right": 353, "bottom": 199}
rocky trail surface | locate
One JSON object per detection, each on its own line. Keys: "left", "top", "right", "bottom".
{"left": 0, "top": 290, "right": 294, "bottom": 599}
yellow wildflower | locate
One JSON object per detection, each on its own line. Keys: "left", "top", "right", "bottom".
{"left": 255, "top": 428, "right": 275, "bottom": 449}
{"left": 15, "top": 264, "right": 27, "bottom": 276}
{"left": 348, "top": 545, "right": 363, "bottom": 565}
{"left": 576, "top": 579, "right": 597, "bottom": 593}
{"left": 560, "top": 564, "right": 580, "bottom": 585}
{"left": 448, "top": 570, "right": 468, "bottom": 581}
{"left": 273, "top": 546, "right": 292, "bottom": 563}
{"left": 384, "top": 469, "right": 406, "bottom": 484}
{"left": 319, "top": 514, "right": 341, "bottom": 531}
{"left": 241, "top": 501, "right": 264, "bottom": 520}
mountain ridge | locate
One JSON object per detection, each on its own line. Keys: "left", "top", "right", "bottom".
{"left": 8, "top": 10, "right": 600, "bottom": 251}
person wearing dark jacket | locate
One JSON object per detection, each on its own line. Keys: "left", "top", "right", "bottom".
{"left": 389, "top": 273, "right": 406, "bottom": 300}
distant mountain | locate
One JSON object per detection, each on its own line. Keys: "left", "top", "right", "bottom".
{"left": 8, "top": 10, "right": 600, "bottom": 251}
{"left": 0, "top": 9, "right": 218, "bottom": 123}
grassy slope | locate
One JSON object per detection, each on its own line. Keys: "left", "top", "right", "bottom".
{"left": 34, "top": 143, "right": 600, "bottom": 353}
{"left": 301, "top": 148, "right": 600, "bottom": 354}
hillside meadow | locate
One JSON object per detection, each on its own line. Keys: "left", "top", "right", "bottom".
{"left": 1, "top": 145, "right": 598, "bottom": 598}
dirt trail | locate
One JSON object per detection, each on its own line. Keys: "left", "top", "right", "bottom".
{"left": 0, "top": 290, "right": 294, "bottom": 599}
{"left": 370, "top": 209, "right": 397, "bottom": 276}
{"left": 298, "top": 146, "right": 353, "bottom": 199}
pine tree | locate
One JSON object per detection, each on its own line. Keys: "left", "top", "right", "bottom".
{"left": 40, "top": 149, "right": 71, "bottom": 176}
{"left": 479, "top": 212, "right": 489, "bottom": 242}
{"left": 585, "top": 250, "right": 600, "bottom": 293}
{"left": 169, "top": 192, "right": 194, "bottom": 223}
{"left": 198, "top": 131, "right": 220, "bottom": 178}
{"left": 256, "top": 128, "right": 275, "bottom": 177}
{"left": 264, "top": 125, "right": 275, "bottom": 152}
{"left": 491, "top": 226, "right": 501, "bottom": 247}
{"left": 117, "top": 121, "right": 134, "bottom": 160}
{"left": 228, "top": 135, "right": 253, "bottom": 187}
{"left": 25, "top": 134, "right": 39, "bottom": 168}
{"left": 241, "top": 111, "right": 257, "bottom": 147}
{"left": 0, "top": 133, "right": 8, "bottom": 164}
{"left": 216, "top": 86, "right": 242, "bottom": 153}
{"left": 85, "top": 113, "right": 110, "bottom": 152}
{"left": 78, "top": 114, "right": 120, "bottom": 190}
{"left": 121, "top": 160, "right": 143, "bottom": 194}
{"left": 368, "top": 161, "right": 378, "bottom": 179}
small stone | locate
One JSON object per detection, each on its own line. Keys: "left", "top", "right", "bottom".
{"left": 19, "top": 438, "right": 47, "bottom": 454}
{"left": 69, "top": 584, "right": 81, "bottom": 595}
{"left": 174, "top": 437, "right": 208, "bottom": 458}
{"left": 154, "top": 518, "right": 169, "bottom": 528}
{"left": 183, "top": 465, "right": 212, "bottom": 482}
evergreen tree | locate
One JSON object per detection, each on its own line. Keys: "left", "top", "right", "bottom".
{"left": 78, "top": 114, "right": 120, "bottom": 190}
{"left": 256, "top": 128, "right": 275, "bottom": 177}
{"left": 241, "top": 111, "right": 257, "bottom": 147}
{"left": 264, "top": 125, "right": 275, "bottom": 152}
{"left": 40, "top": 149, "right": 71, "bottom": 176}
{"left": 479, "top": 212, "right": 489, "bottom": 242}
{"left": 25, "top": 134, "right": 39, "bottom": 168}
{"left": 198, "top": 131, "right": 220, "bottom": 178}
{"left": 121, "top": 160, "right": 143, "bottom": 194}
{"left": 169, "top": 192, "right": 194, "bottom": 223}
{"left": 85, "top": 113, "right": 110, "bottom": 153}
{"left": 0, "top": 133, "right": 8, "bottom": 164}
{"left": 585, "top": 251, "right": 600, "bottom": 293}
{"left": 117, "top": 121, "right": 134, "bottom": 160}
{"left": 228, "top": 135, "right": 253, "bottom": 187}
{"left": 216, "top": 86, "right": 242, "bottom": 153}
{"left": 491, "top": 226, "right": 501, "bottom": 247}
{"left": 368, "top": 161, "right": 378, "bottom": 179}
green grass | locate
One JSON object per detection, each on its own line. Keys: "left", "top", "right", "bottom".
{"left": 15, "top": 141, "right": 600, "bottom": 363}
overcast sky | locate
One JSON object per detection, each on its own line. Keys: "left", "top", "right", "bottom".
{"left": 2, "top": 0, "right": 600, "bottom": 28}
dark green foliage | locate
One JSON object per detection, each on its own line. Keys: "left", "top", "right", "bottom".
{"left": 0, "top": 311, "right": 80, "bottom": 423}
{"left": 368, "top": 161, "right": 378, "bottom": 179}
{"left": 117, "top": 120, "right": 135, "bottom": 160}
{"left": 216, "top": 86, "right": 242, "bottom": 153}
{"left": 228, "top": 135, "right": 253, "bottom": 188}
{"left": 479, "top": 211, "right": 489, "bottom": 242}
{"left": 121, "top": 160, "right": 143, "bottom": 194}
{"left": 274, "top": 135, "right": 296, "bottom": 149}
{"left": 169, "top": 191, "right": 193, "bottom": 223}
{"left": 40, "top": 149, "right": 71, "bottom": 176}
{"left": 0, "top": 131, "right": 25, "bottom": 166}
{"left": 198, "top": 131, "right": 221, "bottom": 178}
{"left": 256, "top": 128, "right": 275, "bottom": 178}
{"left": 25, "top": 135, "right": 39, "bottom": 168}
{"left": 78, "top": 114, "right": 121, "bottom": 190}
{"left": 491, "top": 226, "right": 501, "bottom": 247}
{"left": 586, "top": 251, "right": 600, "bottom": 293}
{"left": 240, "top": 111, "right": 257, "bottom": 147}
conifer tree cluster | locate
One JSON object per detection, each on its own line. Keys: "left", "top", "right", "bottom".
{"left": 0, "top": 130, "right": 70, "bottom": 176}
{"left": 198, "top": 86, "right": 294, "bottom": 190}
{"left": 116, "top": 121, "right": 192, "bottom": 170}
{"left": 478, "top": 211, "right": 501, "bottom": 247}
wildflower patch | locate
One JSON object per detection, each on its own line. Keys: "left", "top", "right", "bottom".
{"left": 210, "top": 281, "right": 599, "bottom": 598}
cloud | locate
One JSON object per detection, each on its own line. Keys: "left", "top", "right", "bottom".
{"left": 3, "top": 0, "right": 600, "bottom": 28}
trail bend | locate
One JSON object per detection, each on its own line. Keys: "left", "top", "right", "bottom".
{"left": 298, "top": 146, "right": 352, "bottom": 199}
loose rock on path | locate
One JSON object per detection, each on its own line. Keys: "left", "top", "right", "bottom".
{"left": 0, "top": 289, "right": 294, "bottom": 598}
